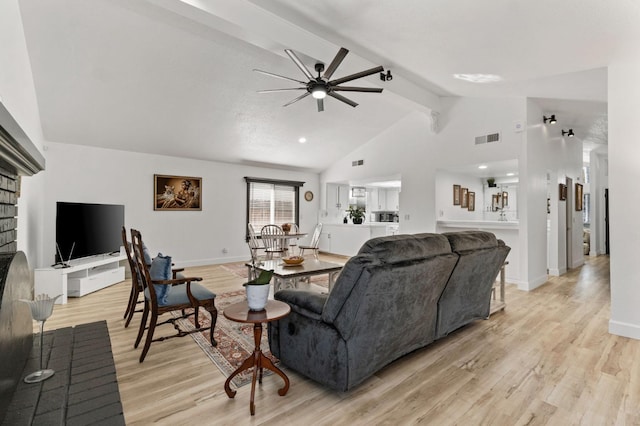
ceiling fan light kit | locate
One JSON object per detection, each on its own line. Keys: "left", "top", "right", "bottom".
{"left": 254, "top": 47, "right": 384, "bottom": 112}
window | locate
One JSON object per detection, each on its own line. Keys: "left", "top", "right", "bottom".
{"left": 245, "top": 177, "right": 304, "bottom": 240}
{"left": 583, "top": 193, "right": 590, "bottom": 225}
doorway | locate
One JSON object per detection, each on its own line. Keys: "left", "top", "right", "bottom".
{"left": 566, "top": 177, "right": 573, "bottom": 269}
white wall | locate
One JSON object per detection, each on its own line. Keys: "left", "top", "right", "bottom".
{"left": 37, "top": 142, "right": 320, "bottom": 268}
{"left": 0, "top": 0, "right": 46, "bottom": 269}
{"left": 608, "top": 58, "right": 640, "bottom": 340}
{"left": 435, "top": 170, "right": 484, "bottom": 221}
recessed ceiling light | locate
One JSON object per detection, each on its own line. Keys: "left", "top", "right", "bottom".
{"left": 298, "top": 137, "right": 307, "bottom": 143}
{"left": 506, "top": 172, "right": 515, "bottom": 176}
{"left": 478, "top": 165, "right": 488, "bottom": 169}
{"left": 453, "top": 73, "right": 503, "bottom": 83}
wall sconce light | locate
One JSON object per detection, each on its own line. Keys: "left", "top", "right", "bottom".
{"left": 543, "top": 114, "right": 557, "bottom": 124}
{"left": 380, "top": 70, "right": 392, "bottom": 81}
{"left": 562, "top": 129, "right": 574, "bottom": 137}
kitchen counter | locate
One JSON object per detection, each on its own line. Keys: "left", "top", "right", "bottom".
{"left": 320, "top": 223, "right": 399, "bottom": 256}
{"left": 436, "top": 220, "right": 519, "bottom": 230}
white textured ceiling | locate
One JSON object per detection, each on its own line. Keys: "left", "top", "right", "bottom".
{"left": 18, "top": 0, "right": 640, "bottom": 171}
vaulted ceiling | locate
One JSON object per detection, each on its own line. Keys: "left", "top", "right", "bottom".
{"left": 19, "top": 0, "right": 639, "bottom": 172}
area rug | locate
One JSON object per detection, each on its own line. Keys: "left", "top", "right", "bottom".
{"left": 174, "top": 262, "right": 332, "bottom": 389}
{"left": 173, "top": 290, "right": 279, "bottom": 389}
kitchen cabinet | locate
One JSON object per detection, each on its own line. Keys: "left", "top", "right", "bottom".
{"left": 326, "top": 183, "right": 349, "bottom": 210}
{"left": 386, "top": 189, "right": 400, "bottom": 211}
{"left": 319, "top": 231, "right": 331, "bottom": 253}
{"left": 367, "top": 188, "right": 386, "bottom": 211}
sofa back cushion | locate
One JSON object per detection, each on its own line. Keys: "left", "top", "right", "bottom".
{"left": 322, "top": 233, "right": 457, "bottom": 338}
{"left": 436, "top": 231, "right": 510, "bottom": 338}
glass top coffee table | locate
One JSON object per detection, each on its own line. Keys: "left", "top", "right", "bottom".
{"left": 246, "top": 257, "right": 344, "bottom": 292}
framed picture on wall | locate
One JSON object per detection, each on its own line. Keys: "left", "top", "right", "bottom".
{"left": 575, "top": 183, "right": 583, "bottom": 211}
{"left": 453, "top": 184, "right": 461, "bottom": 205}
{"left": 468, "top": 192, "right": 475, "bottom": 211}
{"left": 154, "top": 174, "right": 202, "bottom": 211}
{"left": 559, "top": 183, "right": 567, "bottom": 201}
{"left": 460, "top": 187, "right": 468, "bottom": 208}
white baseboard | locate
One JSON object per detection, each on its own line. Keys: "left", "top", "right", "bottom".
{"left": 609, "top": 320, "right": 640, "bottom": 340}
{"left": 517, "top": 274, "right": 548, "bottom": 291}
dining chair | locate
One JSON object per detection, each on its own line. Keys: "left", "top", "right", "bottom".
{"left": 260, "top": 224, "right": 286, "bottom": 259}
{"left": 130, "top": 228, "right": 217, "bottom": 362}
{"left": 299, "top": 223, "right": 323, "bottom": 259}
{"left": 287, "top": 223, "right": 300, "bottom": 255}
{"left": 247, "top": 223, "right": 265, "bottom": 263}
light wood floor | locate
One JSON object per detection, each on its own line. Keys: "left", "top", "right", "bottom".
{"left": 44, "top": 254, "right": 640, "bottom": 425}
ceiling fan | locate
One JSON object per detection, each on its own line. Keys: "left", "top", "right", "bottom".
{"left": 254, "top": 47, "right": 384, "bottom": 112}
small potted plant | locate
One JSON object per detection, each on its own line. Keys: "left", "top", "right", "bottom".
{"left": 347, "top": 206, "right": 365, "bottom": 224}
{"left": 487, "top": 177, "right": 497, "bottom": 188}
{"left": 243, "top": 269, "right": 274, "bottom": 311}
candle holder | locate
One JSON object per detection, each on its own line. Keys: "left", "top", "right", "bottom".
{"left": 20, "top": 294, "right": 61, "bottom": 383}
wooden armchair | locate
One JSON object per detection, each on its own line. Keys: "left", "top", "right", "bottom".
{"left": 122, "top": 227, "right": 185, "bottom": 328}
{"left": 130, "top": 228, "right": 218, "bottom": 362}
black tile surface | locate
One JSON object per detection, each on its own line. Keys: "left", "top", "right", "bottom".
{"left": 1, "top": 321, "right": 125, "bottom": 425}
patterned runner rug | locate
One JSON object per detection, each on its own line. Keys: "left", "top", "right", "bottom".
{"left": 173, "top": 289, "right": 279, "bottom": 389}
{"left": 174, "top": 262, "right": 330, "bottom": 389}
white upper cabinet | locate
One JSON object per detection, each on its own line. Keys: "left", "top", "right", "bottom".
{"left": 386, "top": 189, "right": 400, "bottom": 211}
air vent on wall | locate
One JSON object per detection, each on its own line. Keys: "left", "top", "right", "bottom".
{"left": 351, "top": 159, "right": 364, "bottom": 167}
{"left": 475, "top": 132, "right": 501, "bottom": 145}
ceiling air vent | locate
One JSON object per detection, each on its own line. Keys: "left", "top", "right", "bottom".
{"left": 475, "top": 132, "right": 500, "bottom": 145}
{"left": 351, "top": 159, "right": 364, "bottom": 167}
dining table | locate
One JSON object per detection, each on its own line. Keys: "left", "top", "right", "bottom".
{"left": 259, "top": 231, "right": 307, "bottom": 255}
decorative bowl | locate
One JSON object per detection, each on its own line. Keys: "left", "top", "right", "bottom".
{"left": 282, "top": 256, "right": 304, "bottom": 265}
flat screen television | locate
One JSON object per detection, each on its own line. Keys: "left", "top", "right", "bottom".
{"left": 55, "top": 202, "right": 125, "bottom": 263}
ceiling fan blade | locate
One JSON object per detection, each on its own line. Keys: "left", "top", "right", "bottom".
{"left": 285, "top": 49, "right": 315, "bottom": 80}
{"left": 329, "top": 66, "right": 384, "bottom": 86}
{"left": 317, "top": 98, "right": 324, "bottom": 112}
{"left": 332, "top": 86, "right": 383, "bottom": 93}
{"left": 328, "top": 91, "right": 358, "bottom": 108}
{"left": 283, "top": 92, "right": 311, "bottom": 107}
{"left": 258, "top": 88, "right": 306, "bottom": 93}
{"left": 253, "top": 69, "right": 306, "bottom": 85}
{"left": 323, "top": 47, "right": 349, "bottom": 80}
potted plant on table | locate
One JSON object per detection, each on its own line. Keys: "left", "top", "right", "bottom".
{"left": 243, "top": 269, "right": 274, "bottom": 311}
{"left": 347, "top": 206, "right": 365, "bottom": 224}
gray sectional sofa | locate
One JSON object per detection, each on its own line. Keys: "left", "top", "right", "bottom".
{"left": 268, "top": 231, "right": 510, "bottom": 392}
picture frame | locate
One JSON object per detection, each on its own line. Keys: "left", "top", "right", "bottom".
{"left": 154, "top": 174, "right": 202, "bottom": 211}
{"left": 460, "top": 187, "right": 468, "bottom": 208}
{"left": 502, "top": 191, "right": 509, "bottom": 207}
{"left": 575, "top": 183, "right": 583, "bottom": 211}
{"left": 468, "top": 192, "right": 475, "bottom": 211}
{"left": 492, "top": 193, "right": 503, "bottom": 211}
{"left": 559, "top": 183, "right": 567, "bottom": 201}
{"left": 453, "top": 184, "right": 461, "bottom": 205}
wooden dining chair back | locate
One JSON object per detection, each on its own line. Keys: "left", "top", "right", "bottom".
{"left": 247, "top": 223, "right": 265, "bottom": 262}
{"left": 130, "top": 228, "right": 218, "bottom": 362}
{"left": 287, "top": 223, "right": 300, "bottom": 254}
{"left": 299, "top": 223, "right": 323, "bottom": 259}
{"left": 122, "top": 226, "right": 143, "bottom": 328}
{"left": 260, "top": 224, "right": 286, "bottom": 259}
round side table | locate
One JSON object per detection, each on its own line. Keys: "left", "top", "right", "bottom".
{"left": 223, "top": 299, "right": 290, "bottom": 415}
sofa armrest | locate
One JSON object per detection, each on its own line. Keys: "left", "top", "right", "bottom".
{"left": 275, "top": 289, "right": 328, "bottom": 321}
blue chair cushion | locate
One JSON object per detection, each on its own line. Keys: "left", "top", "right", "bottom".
{"left": 149, "top": 253, "right": 172, "bottom": 305}
{"left": 142, "top": 242, "right": 153, "bottom": 266}
{"left": 144, "top": 282, "right": 215, "bottom": 306}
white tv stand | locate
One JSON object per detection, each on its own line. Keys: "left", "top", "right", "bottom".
{"left": 35, "top": 252, "right": 126, "bottom": 304}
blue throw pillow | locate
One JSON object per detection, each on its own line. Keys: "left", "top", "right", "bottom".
{"left": 142, "top": 242, "right": 153, "bottom": 266}
{"left": 149, "top": 253, "right": 172, "bottom": 305}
